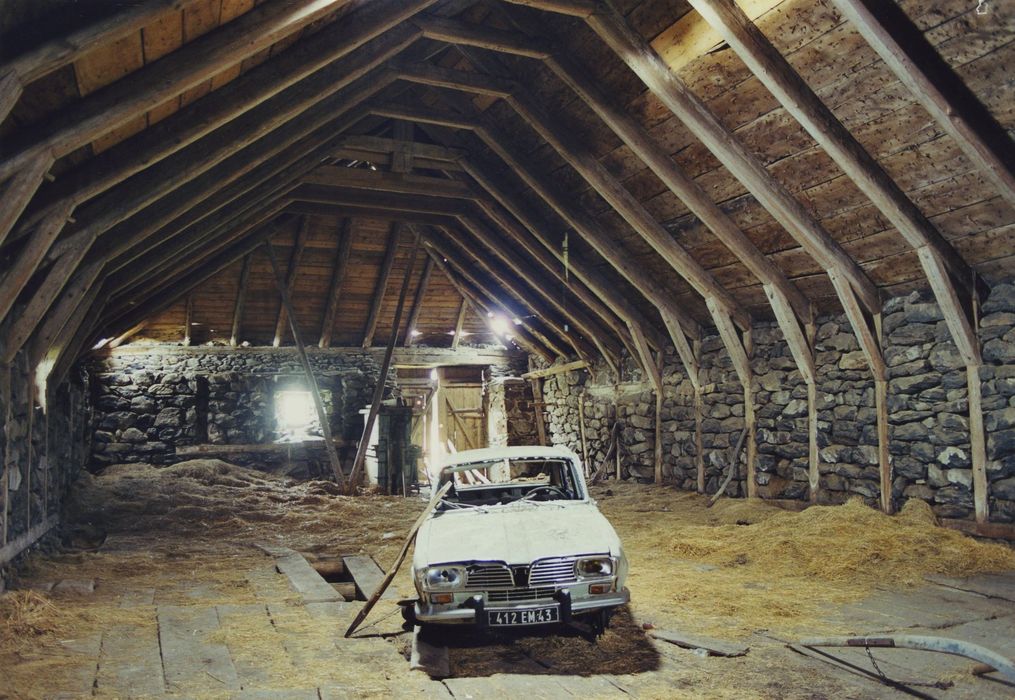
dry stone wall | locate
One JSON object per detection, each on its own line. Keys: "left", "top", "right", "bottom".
{"left": 538, "top": 283, "right": 1015, "bottom": 523}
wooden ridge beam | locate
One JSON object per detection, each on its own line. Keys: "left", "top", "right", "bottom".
{"left": 273, "top": 217, "right": 312, "bottom": 347}
{"left": 8, "top": 2, "right": 428, "bottom": 247}
{"left": 829, "top": 0, "right": 1015, "bottom": 210}
{"left": 0, "top": 0, "right": 354, "bottom": 183}
{"left": 335, "top": 135, "right": 466, "bottom": 164}
{"left": 229, "top": 254, "right": 253, "bottom": 347}
{"left": 304, "top": 166, "right": 472, "bottom": 199}
{"left": 404, "top": 256, "right": 434, "bottom": 346}
{"left": 362, "top": 222, "right": 403, "bottom": 348}
{"left": 319, "top": 219, "right": 353, "bottom": 349}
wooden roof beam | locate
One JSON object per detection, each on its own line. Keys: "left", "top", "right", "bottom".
{"left": 829, "top": 0, "right": 1015, "bottom": 211}
{"left": 319, "top": 219, "right": 353, "bottom": 349}
{"left": 305, "top": 166, "right": 473, "bottom": 199}
{"left": 8, "top": 3, "right": 428, "bottom": 248}
{"left": 404, "top": 256, "right": 434, "bottom": 346}
{"left": 0, "top": 0, "right": 357, "bottom": 182}
{"left": 505, "top": 0, "right": 881, "bottom": 316}
{"left": 272, "top": 216, "right": 312, "bottom": 347}
{"left": 230, "top": 254, "right": 253, "bottom": 347}
{"left": 362, "top": 222, "right": 403, "bottom": 348}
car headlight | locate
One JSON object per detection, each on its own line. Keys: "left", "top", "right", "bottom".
{"left": 576, "top": 557, "right": 613, "bottom": 578}
{"left": 422, "top": 565, "right": 465, "bottom": 589}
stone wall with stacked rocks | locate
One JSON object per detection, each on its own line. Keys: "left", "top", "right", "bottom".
{"left": 537, "top": 282, "right": 1015, "bottom": 523}
{"left": 88, "top": 347, "right": 389, "bottom": 475}
{"left": 1, "top": 346, "right": 91, "bottom": 576}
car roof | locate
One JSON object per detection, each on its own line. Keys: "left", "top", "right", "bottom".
{"left": 438, "top": 445, "right": 579, "bottom": 470}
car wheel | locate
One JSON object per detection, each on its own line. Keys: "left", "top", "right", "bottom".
{"left": 400, "top": 603, "right": 418, "bottom": 627}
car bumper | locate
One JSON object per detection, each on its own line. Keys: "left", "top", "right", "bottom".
{"left": 414, "top": 587, "right": 630, "bottom": 625}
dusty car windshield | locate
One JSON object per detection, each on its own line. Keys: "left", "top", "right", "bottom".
{"left": 437, "top": 458, "right": 582, "bottom": 507}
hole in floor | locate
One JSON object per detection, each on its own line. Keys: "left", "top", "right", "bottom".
{"left": 309, "top": 556, "right": 364, "bottom": 601}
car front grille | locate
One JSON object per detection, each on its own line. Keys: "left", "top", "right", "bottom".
{"left": 530, "top": 557, "right": 578, "bottom": 586}
{"left": 487, "top": 586, "right": 556, "bottom": 603}
{"left": 466, "top": 564, "right": 513, "bottom": 589}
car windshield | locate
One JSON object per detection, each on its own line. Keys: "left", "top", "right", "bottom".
{"left": 437, "top": 457, "right": 582, "bottom": 508}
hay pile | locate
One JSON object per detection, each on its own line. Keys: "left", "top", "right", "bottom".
{"left": 594, "top": 484, "right": 1014, "bottom": 638}
{"left": 65, "top": 459, "right": 425, "bottom": 567}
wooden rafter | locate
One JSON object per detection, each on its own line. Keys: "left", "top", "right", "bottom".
{"left": 451, "top": 297, "right": 468, "bottom": 350}
{"left": 404, "top": 256, "right": 434, "bottom": 346}
{"left": 319, "top": 219, "right": 354, "bottom": 349}
{"left": 0, "top": 155, "right": 51, "bottom": 249}
{"left": 272, "top": 217, "right": 312, "bottom": 347}
{"left": 229, "top": 254, "right": 253, "bottom": 347}
{"left": 0, "top": 200, "right": 74, "bottom": 324}
{"left": 362, "top": 222, "right": 403, "bottom": 348}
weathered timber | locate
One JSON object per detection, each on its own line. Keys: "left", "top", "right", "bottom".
{"left": 304, "top": 167, "right": 472, "bottom": 199}
{"left": 0, "top": 200, "right": 74, "bottom": 323}
{"left": 0, "top": 155, "right": 51, "bottom": 249}
{"left": 229, "top": 254, "right": 253, "bottom": 347}
{"left": 319, "top": 219, "right": 353, "bottom": 348}
{"left": 521, "top": 360, "right": 588, "bottom": 379}
{"left": 182, "top": 295, "right": 193, "bottom": 347}
{"left": 451, "top": 297, "right": 468, "bottom": 350}
{"left": 362, "top": 222, "right": 403, "bottom": 348}
{"left": 273, "top": 217, "right": 311, "bottom": 347}
{"left": 405, "top": 256, "right": 434, "bottom": 346}
{"left": 266, "top": 241, "right": 346, "bottom": 487}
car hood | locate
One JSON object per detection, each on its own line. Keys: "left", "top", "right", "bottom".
{"left": 413, "top": 501, "right": 622, "bottom": 568}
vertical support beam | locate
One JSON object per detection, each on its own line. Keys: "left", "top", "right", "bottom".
{"left": 875, "top": 377, "right": 891, "bottom": 514}
{"left": 265, "top": 242, "right": 345, "bottom": 488}
{"left": 654, "top": 355, "right": 664, "bottom": 485}
{"left": 0, "top": 154, "right": 51, "bottom": 249}
{"left": 404, "top": 255, "right": 434, "bottom": 346}
{"left": 968, "top": 365, "right": 988, "bottom": 524}
{"left": 362, "top": 222, "right": 401, "bottom": 348}
{"left": 629, "top": 320, "right": 663, "bottom": 485}
{"left": 1, "top": 363, "right": 10, "bottom": 546}
{"left": 24, "top": 381, "right": 34, "bottom": 532}
{"left": 347, "top": 236, "right": 420, "bottom": 492}
{"left": 451, "top": 297, "right": 467, "bottom": 350}
{"left": 578, "top": 391, "right": 589, "bottom": 468}
{"left": 0, "top": 201, "right": 74, "bottom": 323}
{"left": 531, "top": 378, "right": 547, "bottom": 446}
{"left": 230, "top": 254, "right": 253, "bottom": 347}
{"left": 807, "top": 381, "right": 818, "bottom": 503}
{"left": 319, "top": 219, "right": 353, "bottom": 349}
{"left": 183, "top": 295, "right": 193, "bottom": 347}
{"left": 273, "top": 217, "right": 311, "bottom": 347}
{"left": 709, "top": 299, "right": 755, "bottom": 498}
{"left": 694, "top": 345, "right": 704, "bottom": 494}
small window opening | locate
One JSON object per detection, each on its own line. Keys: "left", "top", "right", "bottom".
{"left": 275, "top": 390, "right": 320, "bottom": 440}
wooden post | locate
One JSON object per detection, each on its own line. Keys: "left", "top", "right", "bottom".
{"left": 1, "top": 363, "right": 10, "bottom": 547}
{"left": 362, "top": 222, "right": 402, "bottom": 348}
{"left": 531, "top": 378, "right": 547, "bottom": 446}
{"left": 404, "top": 256, "right": 433, "bottom": 346}
{"left": 182, "top": 295, "right": 193, "bottom": 347}
{"left": 451, "top": 297, "right": 467, "bottom": 350}
{"left": 347, "top": 236, "right": 420, "bottom": 492}
{"left": 318, "top": 219, "right": 353, "bottom": 348}
{"left": 273, "top": 217, "right": 311, "bottom": 347}
{"left": 654, "top": 377, "right": 664, "bottom": 486}
{"left": 968, "top": 365, "right": 988, "bottom": 523}
{"left": 807, "top": 381, "right": 819, "bottom": 503}
{"left": 694, "top": 384, "right": 704, "bottom": 494}
{"left": 265, "top": 242, "right": 345, "bottom": 488}
{"left": 875, "top": 378, "right": 892, "bottom": 514}
{"left": 230, "top": 254, "right": 252, "bottom": 347}
{"left": 578, "top": 391, "right": 588, "bottom": 468}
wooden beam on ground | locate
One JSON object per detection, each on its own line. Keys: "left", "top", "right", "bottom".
{"left": 319, "top": 219, "right": 353, "bottom": 348}
{"left": 0, "top": 155, "right": 51, "bottom": 249}
{"left": 265, "top": 241, "right": 345, "bottom": 488}
{"left": 569, "top": 1, "right": 881, "bottom": 315}
{"left": 363, "top": 222, "right": 402, "bottom": 348}
{"left": 451, "top": 297, "right": 468, "bottom": 350}
{"left": 0, "top": 200, "right": 74, "bottom": 323}
{"left": 0, "top": 0, "right": 352, "bottom": 183}
{"left": 230, "top": 254, "right": 253, "bottom": 347}
{"left": 404, "top": 256, "right": 434, "bottom": 346}
{"left": 347, "top": 236, "right": 420, "bottom": 491}
{"left": 273, "top": 217, "right": 311, "bottom": 347}
{"left": 829, "top": 0, "right": 1015, "bottom": 210}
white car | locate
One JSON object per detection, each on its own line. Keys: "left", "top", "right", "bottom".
{"left": 407, "top": 446, "right": 629, "bottom": 633}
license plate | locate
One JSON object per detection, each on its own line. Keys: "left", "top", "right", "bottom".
{"left": 488, "top": 606, "right": 559, "bottom": 626}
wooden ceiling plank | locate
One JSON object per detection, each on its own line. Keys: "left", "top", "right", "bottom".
{"left": 829, "top": 0, "right": 1015, "bottom": 211}
{"left": 3, "top": 0, "right": 196, "bottom": 88}
{"left": 10, "top": 2, "right": 428, "bottom": 248}
{"left": 689, "top": 0, "right": 982, "bottom": 337}
{"left": 272, "top": 215, "right": 311, "bottom": 346}
{"left": 0, "top": 0, "right": 357, "bottom": 183}
{"left": 362, "top": 222, "right": 403, "bottom": 348}
{"left": 229, "top": 253, "right": 253, "bottom": 346}
{"left": 319, "top": 219, "right": 353, "bottom": 348}
{"left": 404, "top": 256, "right": 434, "bottom": 346}
{"left": 520, "top": 0, "right": 882, "bottom": 315}
{"left": 374, "top": 101, "right": 701, "bottom": 339}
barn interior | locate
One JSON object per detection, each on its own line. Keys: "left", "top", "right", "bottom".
{"left": 1, "top": 0, "right": 1015, "bottom": 697}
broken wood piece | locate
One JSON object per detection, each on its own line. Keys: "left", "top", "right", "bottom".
{"left": 649, "top": 629, "right": 749, "bottom": 657}
{"left": 707, "top": 427, "right": 748, "bottom": 507}
{"left": 410, "top": 626, "right": 451, "bottom": 678}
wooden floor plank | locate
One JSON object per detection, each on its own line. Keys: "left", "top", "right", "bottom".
{"left": 343, "top": 554, "right": 396, "bottom": 600}
{"left": 158, "top": 605, "right": 240, "bottom": 692}
{"left": 96, "top": 622, "right": 165, "bottom": 697}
